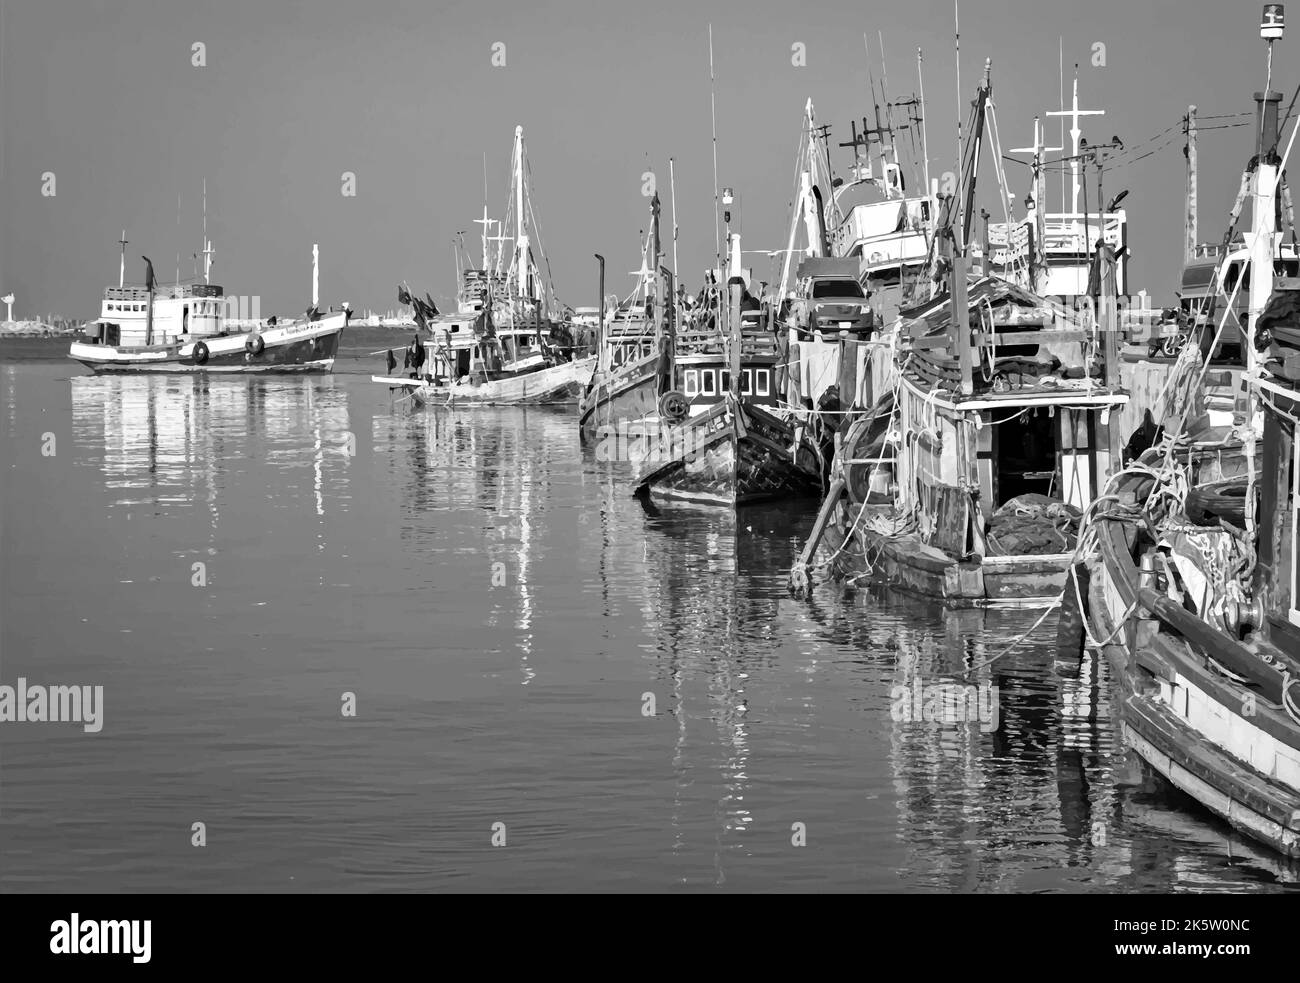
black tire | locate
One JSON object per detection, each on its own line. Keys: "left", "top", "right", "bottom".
{"left": 245, "top": 333, "right": 265, "bottom": 356}
{"left": 193, "top": 341, "right": 210, "bottom": 365}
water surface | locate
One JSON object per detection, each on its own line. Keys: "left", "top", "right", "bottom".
{"left": 0, "top": 341, "right": 1296, "bottom": 892}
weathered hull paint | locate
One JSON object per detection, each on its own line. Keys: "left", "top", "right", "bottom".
{"left": 578, "top": 354, "right": 661, "bottom": 442}
{"left": 1086, "top": 518, "right": 1300, "bottom": 859}
{"left": 822, "top": 499, "right": 1070, "bottom": 608}
{"left": 634, "top": 398, "right": 822, "bottom": 507}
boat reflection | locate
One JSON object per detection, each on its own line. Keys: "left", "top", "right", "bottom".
{"left": 70, "top": 374, "right": 353, "bottom": 531}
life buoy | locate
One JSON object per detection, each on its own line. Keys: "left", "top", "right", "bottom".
{"left": 658, "top": 390, "right": 690, "bottom": 424}
{"left": 245, "top": 333, "right": 265, "bottom": 356}
{"left": 193, "top": 341, "right": 210, "bottom": 365}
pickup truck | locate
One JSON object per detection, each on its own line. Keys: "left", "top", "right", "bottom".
{"left": 790, "top": 275, "right": 874, "bottom": 341}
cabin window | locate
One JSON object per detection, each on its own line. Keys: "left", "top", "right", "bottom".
{"left": 741, "top": 368, "right": 753, "bottom": 395}
{"left": 755, "top": 369, "right": 770, "bottom": 396}
{"left": 702, "top": 370, "right": 716, "bottom": 396}
{"left": 721, "top": 370, "right": 732, "bottom": 393}
{"left": 684, "top": 369, "right": 699, "bottom": 397}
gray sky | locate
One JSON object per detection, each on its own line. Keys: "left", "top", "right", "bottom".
{"left": 1, "top": 0, "right": 1291, "bottom": 318}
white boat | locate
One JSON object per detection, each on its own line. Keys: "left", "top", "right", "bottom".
{"left": 375, "top": 125, "right": 591, "bottom": 405}
{"left": 71, "top": 237, "right": 346, "bottom": 374}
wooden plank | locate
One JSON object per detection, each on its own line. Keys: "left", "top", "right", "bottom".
{"left": 975, "top": 330, "right": 1088, "bottom": 345}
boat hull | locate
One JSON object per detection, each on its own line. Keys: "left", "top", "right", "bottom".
{"left": 1087, "top": 518, "right": 1300, "bottom": 858}
{"left": 578, "top": 354, "right": 661, "bottom": 442}
{"left": 70, "top": 314, "right": 345, "bottom": 373}
{"left": 411, "top": 355, "right": 595, "bottom": 406}
{"left": 823, "top": 499, "right": 1071, "bottom": 607}
{"left": 633, "top": 398, "right": 822, "bottom": 507}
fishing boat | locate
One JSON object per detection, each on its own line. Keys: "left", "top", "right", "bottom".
{"left": 579, "top": 194, "right": 674, "bottom": 441}
{"left": 630, "top": 188, "right": 824, "bottom": 507}
{"left": 372, "top": 125, "right": 593, "bottom": 405}
{"left": 789, "top": 64, "right": 1128, "bottom": 606}
{"left": 71, "top": 240, "right": 346, "bottom": 374}
{"left": 1077, "top": 12, "right": 1300, "bottom": 858}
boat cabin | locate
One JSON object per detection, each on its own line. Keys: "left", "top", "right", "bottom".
{"left": 87, "top": 282, "right": 227, "bottom": 347}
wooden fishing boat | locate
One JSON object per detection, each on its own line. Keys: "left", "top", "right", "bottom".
{"left": 579, "top": 197, "right": 669, "bottom": 441}
{"left": 790, "top": 65, "right": 1128, "bottom": 606}
{"left": 630, "top": 189, "right": 823, "bottom": 508}
{"left": 791, "top": 264, "right": 1126, "bottom": 606}
{"left": 1078, "top": 23, "right": 1300, "bottom": 858}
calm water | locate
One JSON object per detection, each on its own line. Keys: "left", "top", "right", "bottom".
{"left": 1, "top": 334, "right": 1297, "bottom": 892}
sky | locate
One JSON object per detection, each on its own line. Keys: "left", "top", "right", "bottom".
{"left": 1, "top": 0, "right": 1293, "bottom": 319}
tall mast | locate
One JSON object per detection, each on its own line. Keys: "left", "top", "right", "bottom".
{"left": 312, "top": 243, "right": 320, "bottom": 308}
{"left": 1047, "top": 73, "right": 1104, "bottom": 216}
{"left": 1011, "top": 117, "right": 1061, "bottom": 293}
{"left": 918, "top": 48, "right": 932, "bottom": 235}
{"left": 513, "top": 125, "right": 528, "bottom": 300}
{"left": 959, "top": 61, "right": 992, "bottom": 252}
{"left": 1185, "top": 105, "right": 1198, "bottom": 263}
{"left": 709, "top": 24, "right": 721, "bottom": 273}
{"left": 118, "top": 231, "right": 128, "bottom": 288}
{"left": 1249, "top": 5, "right": 1286, "bottom": 550}
{"left": 669, "top": 157, "right": 680, "bottom": 283}
{"left": 954, "top": 0, "right": 962, "bottom": 243}
{"left": 202, "top": 179, "right": 213, "bottom": 284}
{"left": 722, "top": 188, "right": 741, "bottom": 400}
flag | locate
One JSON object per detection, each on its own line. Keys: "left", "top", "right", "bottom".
{"left": 142, "top": 256, "right": 156, "bottom": 292}
{"left": 424, "top": 293, "right": 441, "bottom": 318}
{"left": 397, "top": 284, "right": 412, "bottom": 307}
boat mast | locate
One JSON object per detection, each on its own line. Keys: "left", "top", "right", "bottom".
{"left": 669, "top": 157, "right": 680, "bottom": 284}
{"left": 1047, "top": 72, "right": 1104, "bottom": 218}
{"left": 118, "top": 231, "right": 128, "bottom": 288}
{"left": 709, "top": 24, "right": 721, "bottom": 275}
{"left": 595, "top": 253, "right": 605, "bottom": 371}
{"left": 202, "top": 179, "right": 211, "bottom": 285}
{"left": 1249, "top": 7, "right": 1286, "bottom": 550}
{"left": 1011, "top": 118, "right": 1061, "bottom": 293}
{"left": 313, "top": 243, "right": 320, "bottom": 308}
{"left": 917, "top": 48, "right": 933, "bottom": 237}
{"left": 722, "top": 188, "right": 742, "bottom": 400}
{"left": 1185, "top": 106, "right": 1198, "bottom": 263}
{"left": 513, "top": 125, "right": 529, "bottom": 302}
